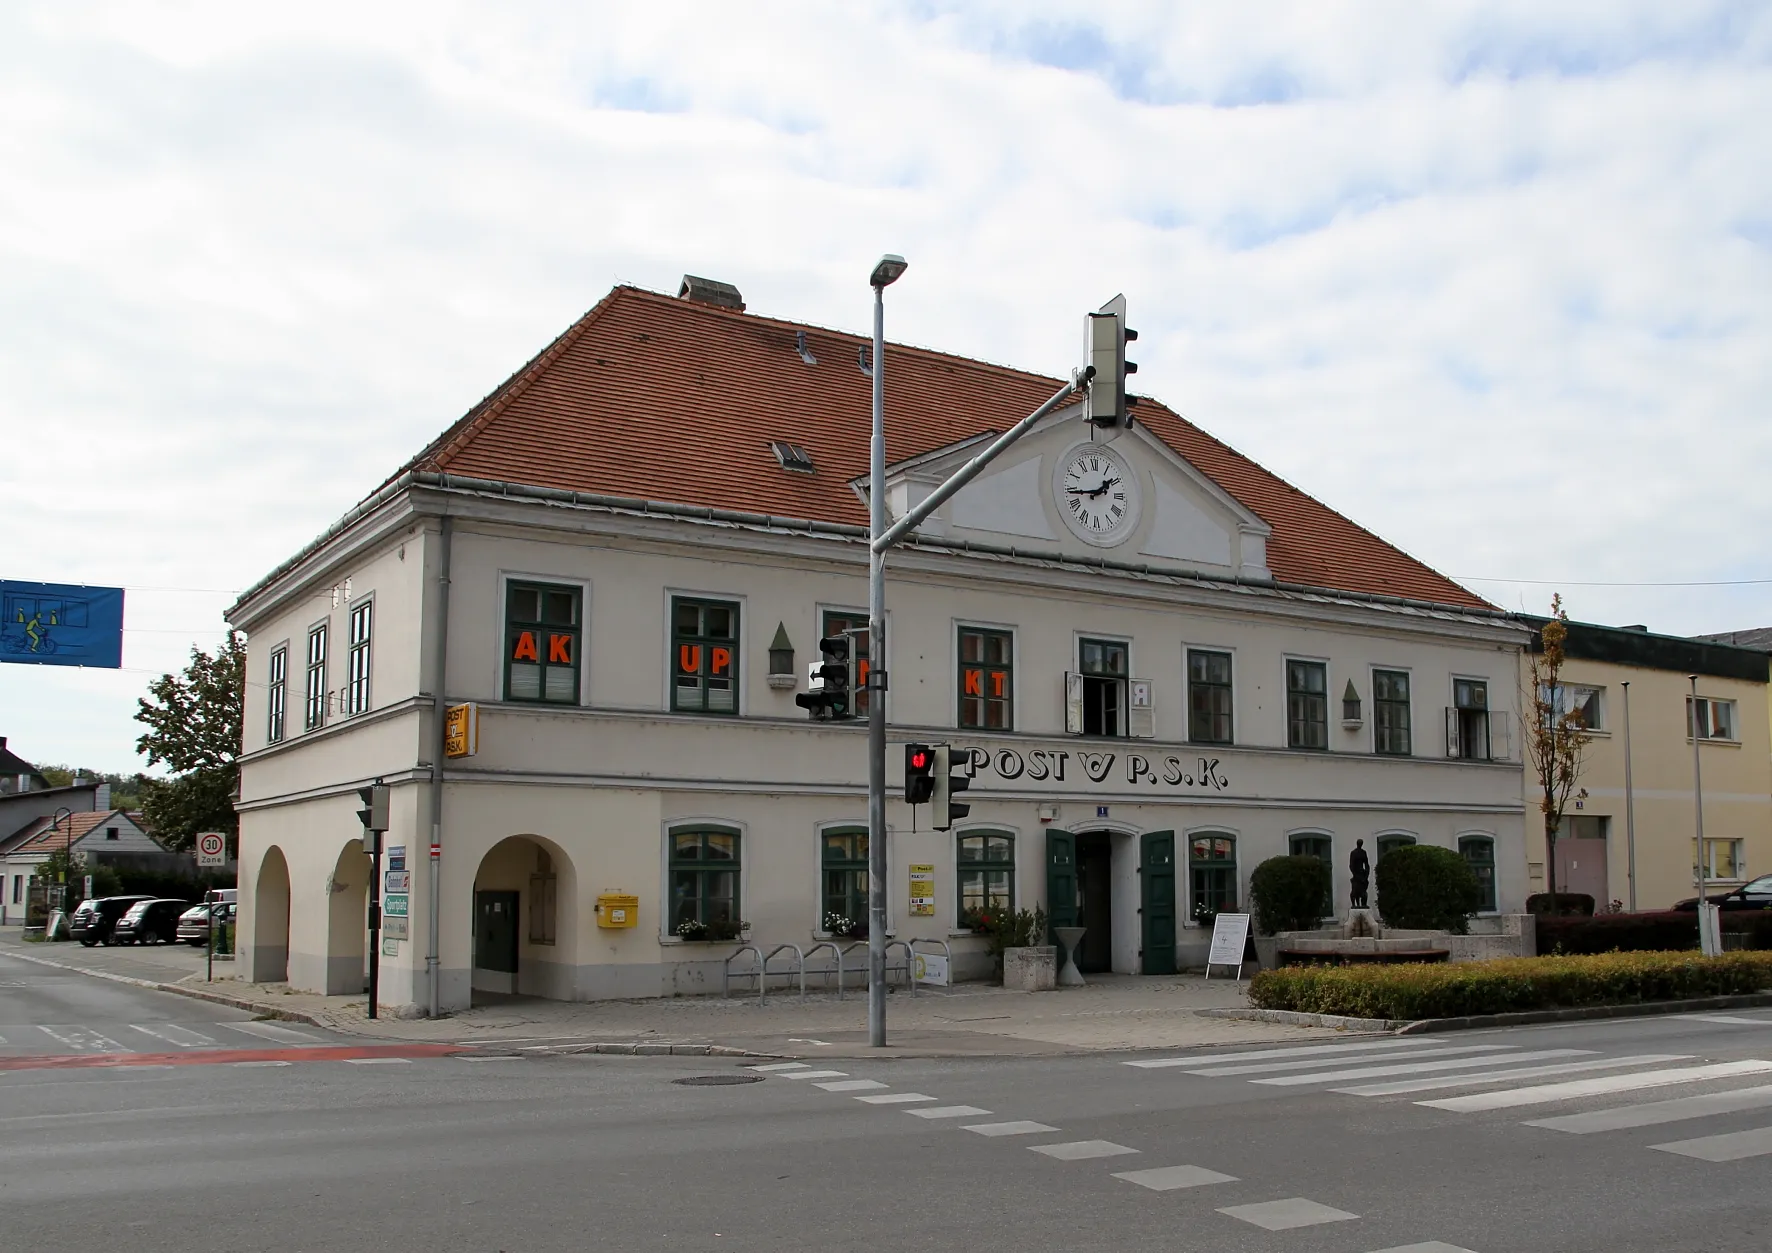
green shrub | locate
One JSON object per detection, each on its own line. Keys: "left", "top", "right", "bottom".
{"left": 1526, "top": 892, "right": 1596, "bottom": 917}
{"left": 1375, "top": 844, "right": 1482, "bottom": 934}
{"left": 1249, "top": 950, "right": 1772, "bottom": 1020}
{"left": 1249, "top": 856, "right": 1330, "bottom": 935}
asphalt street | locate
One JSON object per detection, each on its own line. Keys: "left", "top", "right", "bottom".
{"left": 4, "top": 948, "right": 1770, "bottom": 1253}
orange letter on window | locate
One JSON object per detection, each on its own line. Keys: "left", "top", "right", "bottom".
{"left": 991, "top": 671, "right": 1006, "bottom": 698}
{"left": 964, "top": 669, "right": 983, "bottom": 697}
{"left": 711, "top": 647, "right": 731, "bottom": 676}
{"left": 679, "top": 644, "right": 702, "bottom": 674}
{"left": 512, "top": 631, "right": 538, "bottom": 662}
{"left": 548, "top": 634, "right": 572, "bottom": 664}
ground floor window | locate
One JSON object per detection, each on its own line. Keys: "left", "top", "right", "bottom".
{"left": 1695, "top": 837, "right": 1745, "bottom": 881}
{"left": 1189, "top": 833, "right": 1237, "bottom": 921}
{"left": 1459, "top": 835, "right": 1497, "bottom": 912}
{"left": 957, "top": 831, "right": 1014, "bottom": 926}
{"left": 821, "top": 828, "right": 868, "bottom": 934}
{"left": 669, "top": 828, "right": 741, "bottom": 934}
{"left": 1376, "top": 833, "right": 1417, "bottom": 860}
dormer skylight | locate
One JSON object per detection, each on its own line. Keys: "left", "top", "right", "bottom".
{"left": 771, "top": 441, "right": 815, "bottom": 473}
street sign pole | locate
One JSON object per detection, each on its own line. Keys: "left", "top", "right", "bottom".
{"left": 206, "top": 894, "right": 214, "bottom": 983}
{"left": 367, "top": 831, "right": 382, "bottom": 1020}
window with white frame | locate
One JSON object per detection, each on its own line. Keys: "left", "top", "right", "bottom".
{"left": 1373, "top": 669, "right": 1411, "bottom": 755}
{"left": 266, "top": 646, "right": 288, "bottom": 744}
{"left": 1447, "top": 678, "right": 1490, "bottom": 760}
{"left": 1541, "top": 683, "right": 1603, "bottom": 731}
{"left": 303, "top": 624, "right": 328, "bottom": 732}
{"left": 1694, "top": 837, "right": 1746, "bottom": 881}
{"left": 1688, "top": 696, "right": 1737, "bottom": 742}
{"left": 1286, "top": 660, "right": 1328, "bottom": 750}
{"left": 347, "top": 600, "right": 373, "bottom": 715}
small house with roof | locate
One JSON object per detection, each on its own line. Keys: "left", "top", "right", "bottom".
{"left": 0, "top": 810, "right": 159, "bottom": 924}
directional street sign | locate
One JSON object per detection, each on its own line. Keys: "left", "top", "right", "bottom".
{"left": 196, "top": 832, "right": 227, "bottom": 867}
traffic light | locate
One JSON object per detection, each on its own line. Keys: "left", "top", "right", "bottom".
{"left": 1083, "top": 293, "right": 1138, "bottom": 430}
{"left": 931, "top": 744, "right": 972, "bottom": 831}
{"left": 794, "top": 634, "right": 854, "bottom": 721}
{"left": 356, "top": 781, "right": 390, "bottom": 837}
{"left": 904, "top": 743, "right": 935, "bottom": 805}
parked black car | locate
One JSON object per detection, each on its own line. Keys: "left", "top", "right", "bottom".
{"left": 69, "top": 895, "right": 156, "bottom": 946}
{"left": 1673, "top": 873, "right": 1772, "bottom": 911}
{"left": 112, "top": 898, "right": 191, "bottom": 946}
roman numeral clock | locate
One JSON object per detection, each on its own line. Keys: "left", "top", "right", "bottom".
{"left": 1052, "top": 441, "right": 1141, "bottom": 547}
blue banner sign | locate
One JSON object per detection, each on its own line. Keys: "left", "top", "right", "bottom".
{"left": 1, "top": 581, "right": 125, "bottom": 668}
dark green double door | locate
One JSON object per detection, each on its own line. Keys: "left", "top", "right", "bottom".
{"left": 1045, "top": 830, "right": 1177, "bottom": 976}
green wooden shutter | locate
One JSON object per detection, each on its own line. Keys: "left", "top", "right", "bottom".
{"left": 1140, "top": 831, "right": 1177, "bottom": 976}
{"left": 1045, "top": 830, "right": 1077, "bottom": 951}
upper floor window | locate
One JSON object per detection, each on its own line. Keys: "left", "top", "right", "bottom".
{"left": 347, "top": 600, "right": 373, "bottom": 716}
{"left": 266, "top": 646, "right": 288, "bottom": 744}
{"left": 1188, "top": 649, "right": 1233, "bottom": 745}
{"left": 822, "top": 610, "right": 873, "bottom": 717}
{"left": 672, "top": 598, "right": 739, "bottom": 714}
{"left": 1373, "top": 669, "right": 1411, "bottom": 756}
{"left": 1448, "top": 679, "right": 1490, "bottom": 759}
{"left": 303, "top": 624, "right": 328, "bottom": 732}
{"left": 506, "top": 582, "right": 581, "bottom": 705}
{"left": 1543, "top": 683, "right": 1603, "bottom": 731}
{"left": 1078, "top": 638, "right": 1127, "bottom": 736}
{"left": 1689, "top": 696, "right": 1737, "bottom": 742}
{"left": 1286, "top": 660, "right": 1328, "bottom": 750}
{"left": 958, "top": 627, "right": 1013, "bottom": 730}
{"left": 1460, "top": 835, "right": 1497, "bottom": 912}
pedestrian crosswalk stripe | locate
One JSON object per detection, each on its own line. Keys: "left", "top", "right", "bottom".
{"left": 345, "top": 1057, "right": 412, "bottom": 1065}
{"left": 781, "top": 1069, "right": 848, "bottom": 1080}
{"left": 1420, "top": 1059, "right": 1772, "bottom": 1112}
{"left": 1652, "top": 1124, "right": 1772, "bottom": 1162}
{"left": 963, "top": 1120, "right": 1058, "bottom": 1137}
{"left": 1196, "top": 1043, "right": 1519, "bottom": 1077}
{"left": 814, "top": 1079, "right": 886, "bottom": 1092}
{"left": 1254, "top": 1048, "right": 1593, "bottom": 1087}
{"left": 1030, "top": 1140, "right": 1139, "bottom": 1160}
{"left": 36, "top": 1025, "right": 126, "bottom": 1052}
{"left": 1526, "top": 1083, "right": 1772, "bottom": 1134}
{"left": 1336, "top": 1054, "right": 1694, "bottom": 1097}
{"left": 1218, "top": 1197, "right": 1359, "bottom": 1230}
{"left": 1125, "top": 1038, "right": 1442, "bottom": 1069}
{"left": 1365, "top": 1243, "right": 1480, "bottom": 1252}
{"left": 906, "top": 1105, "right": 991, "bottom": 1119}
{"left": 1113, "top": 1164, "right": 1239, "bottom": 1191}
{"left": 749, "top": 1062, "right": 810, "bottom": 1072}
{"left": 218, "top": 1020, "right": 321, "bottom": 1044}
{"left": 127, "top": 1023, "right": 218, "bottom": 1049}
{"left": 855, "top": 1092, "right": 936, "bottom": 1104}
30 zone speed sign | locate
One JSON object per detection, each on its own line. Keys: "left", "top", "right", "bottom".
{"left": 196, "top": 831, "right": 227, "bottom": 867}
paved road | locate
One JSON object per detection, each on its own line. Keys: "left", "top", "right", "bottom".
{"left": 4, "top": 956, "right": 1771, "bottom": 1252}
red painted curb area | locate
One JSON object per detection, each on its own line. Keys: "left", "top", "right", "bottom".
{"left": 0, "top": 1043, "right": 466, "bottom": 1071}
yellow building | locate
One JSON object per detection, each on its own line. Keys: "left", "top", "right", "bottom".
{"left": 1519, "top": 619, "right": 1771, "bottom": 911}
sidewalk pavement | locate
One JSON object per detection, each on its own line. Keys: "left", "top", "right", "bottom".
{"left": 3, "top": 930, "right": 1366, "bottom": 1058}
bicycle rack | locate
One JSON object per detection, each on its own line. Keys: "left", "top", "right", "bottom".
{"left": 763, "top": 943, "right": 808, "bottom": 1003}
{"left": 804, "top": 941, "right": 849, "bottom": 999}
{"left": 722, "top": 945, "right": 765, "bottom": 1002}
{"left": 908, "top": 937, "right": 955, "bottom": 995}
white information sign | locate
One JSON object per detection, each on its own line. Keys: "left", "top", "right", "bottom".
{"left": 1204, "top": 912, "right": 1252, "bottom": 981}
{"left": 196, "top": 832, "right": 227, "bottom": 867}
{"left": 913, "top": 953, "right": 950, "bottom": 986}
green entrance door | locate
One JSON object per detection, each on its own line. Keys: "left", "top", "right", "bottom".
{"left": 474, "top": 890, "right": 519, "bottom": 976}
{"left": 1139, "top": 831, "right": 1177, "bottom": 975}
{"left": 1045, "top": 830, "right": 1077, "bottom": 969}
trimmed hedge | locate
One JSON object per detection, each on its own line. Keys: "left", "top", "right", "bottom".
{"left": 1375, "top": 844, "right": 1481, "bottom": 934}
{"left": 1249, "top": 950, "right": 1772, "bottom": 1020}
{"left": 1539, "top": 909, "right": 1772, "bottom": 955}
{"left": 1249, "top": 855, "right": 1330, "bottom": 935}
{"left": 1526, "top": 893, "right": 1596, "bottom": 917}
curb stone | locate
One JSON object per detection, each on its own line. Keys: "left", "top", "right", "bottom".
{"left": 1196, "top": 1007, "right": 1406, "bottom": 1033}
{"left": 540, "top": 1042, "right": 776, "bottom": 1058}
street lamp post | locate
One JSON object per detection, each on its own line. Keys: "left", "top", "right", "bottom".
{"left": 866, "top": 253, "right": 907, "bottom": 1049}
{"left": 1690, "top": 674, "right": 1716, "bottom": 955}
{"left": 1621, "top": 680, "right": 1636, "bottom": 913}
{"left": 51, "top": 807, "right": 73, "bottom": 912}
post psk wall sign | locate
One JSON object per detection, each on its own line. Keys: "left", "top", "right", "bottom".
{"left": 0, "top": 581, "right": 125, "bottom": 668}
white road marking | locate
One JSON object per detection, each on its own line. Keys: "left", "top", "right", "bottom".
{"left": 1197, "top": 1043, "right": 1520, "bottom": 1077}
{"left": 1029, "top": 1139, "right": 1138, "bottom": 1160}
{"left": 780, "top": 1069, "right": 848, "bottom": 1080}
{"left": 1337, "top": 1054, "right": 1693, "bottom": 1097}
{"left": 216, "top": 1020, "right": 321, "bottom": 1044}
{"left": 1652, "top": 1124, "right": 1772, "bottom": 1161}
{"left": 127, "top": 1023, "right": 219, "bottom": 1049}
{"left": 1113, "top": 1164, "right": 1239, "bottom": 1191}
{"left": 855, "top": 1093, "right": 937, "bottom": 1105}
{"left": 1685, "top": 1015, "right": 1772, "bottom": 1026}
{"left": 453, "top": 1055, "right": 525, "bottom": 1062}
{"left": 1218, "top": 1198, "right": 1360, "bottom": 1230}
{"left": 814, "top": 1079, "right": 887, "bottom": 1092}
{"left": 748, "top": 1062, "right": 811, "bottom": 1072}
{"left": 36, "top": 1025, "right": 128, "bottom": 1053}
{"left": 1365, "top": 1244, "right": 1481, "bottom": 1253}
{"left": 1255, "top": 1049, "right": 1592, "bottom": 1087}
{"left": 1420, "top": 1060, "right": 1772, "bottom": 1112}
{"left": 1527, "top": 1083, "right": 1772, "bottom": 1133}
{"left": 231, "top": 1060, "right": 292, "bottom": 1068}
{"left": 906, "top": 1105, "right": 991, "bottom": 1119}
{"left": 344, "top": 1057, "right": 412, "bottom": 1065}
{"left": 1125, "top": 1039, "right": 1440, "bottom": 1069}
{"left": 963, "top": 1120, "right": 1058, "bottom": 1137}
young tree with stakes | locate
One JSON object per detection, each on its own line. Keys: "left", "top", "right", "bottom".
{"left": 1524, "top": 596, "right": 1593, "bottom": 904}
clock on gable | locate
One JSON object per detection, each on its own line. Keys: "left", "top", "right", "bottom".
{"left": 1052, "top": 441, "right": 1141, "bottom": 546}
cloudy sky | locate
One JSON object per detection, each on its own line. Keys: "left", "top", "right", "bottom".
{"left": 5, "top": 1, "right": 1770, "bottom": 773}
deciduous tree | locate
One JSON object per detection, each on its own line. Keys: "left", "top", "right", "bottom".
{"left": 134, "top": 633, "right": 244, "bottom": 852}
{"left": 1524, "top": 596, "right": 1593, "bottom": 903}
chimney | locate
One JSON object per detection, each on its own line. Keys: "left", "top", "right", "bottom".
{"left": 95, "top": 783, "right": 111, "bottom": 810}
{"left": 677, "top": 275, "right": 745, "bottom": 312}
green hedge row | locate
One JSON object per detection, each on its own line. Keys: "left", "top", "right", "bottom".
{"left": 1248, "top": 950, "right": 1772, "bottom": 1020}
{"left": 1538, "top": 910, "right": 1772, "bottom": 955}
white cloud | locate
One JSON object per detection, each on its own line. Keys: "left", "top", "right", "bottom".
{"left": 3, "top": 0, "right": 1770, "bottom": 768}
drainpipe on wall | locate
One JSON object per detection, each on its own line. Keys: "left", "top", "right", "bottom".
{"left": 427, "top": 515, "right": 454, "bottom": 1017}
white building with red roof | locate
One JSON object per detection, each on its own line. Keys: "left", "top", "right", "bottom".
{"left": 228, "top": 276, "right": 1528, "bottom": 1013}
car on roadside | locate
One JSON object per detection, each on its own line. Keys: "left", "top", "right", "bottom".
{"left": 1672, "top": 873, "right": 1772, "bottom": 911}
{"left": 69, "top": 895, "right": 156, "bottom": 946}
{"left": 177, "top": 900, "right": 234, "bottom": 945}
{"left": 112, "top": 898, "right": 191, "bottom": 946}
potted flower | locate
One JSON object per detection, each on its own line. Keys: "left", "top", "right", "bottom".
{"left": 706, "top": 918, "right": 749, "bottom": 943}
{"left": 823, "top": 912, "right": 866, "bottom": 940}
{"left": 674, "top": 919, "right": 710, "bottom": 942}
{"left": 960, "top": 908, "right": 995, "bottom": 937}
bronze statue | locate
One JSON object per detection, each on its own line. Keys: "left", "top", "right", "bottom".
{"left": 1349, "top": 838, "right": 1370, "bottom": 910}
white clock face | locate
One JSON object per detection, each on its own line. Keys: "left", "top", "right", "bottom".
{"left": 1055, "top": 443, "right": 1139, "bottom": 546}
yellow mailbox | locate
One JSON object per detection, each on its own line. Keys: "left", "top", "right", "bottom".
{"left": 596, "top": 893, "right": 640, "bottom": 929}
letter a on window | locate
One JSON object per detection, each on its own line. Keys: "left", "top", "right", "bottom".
{"left": 512, "top": 631, "right": 539, "bottom": 662}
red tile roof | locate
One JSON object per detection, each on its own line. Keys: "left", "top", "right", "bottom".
{"left": 406, "top": 285, "right": 1490, "bottom": 610}
{"left": 15, "top": 810, "right": 125, "bottom": 852}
